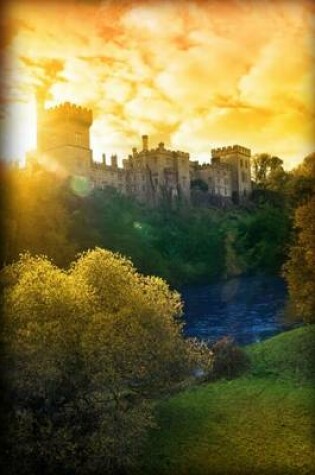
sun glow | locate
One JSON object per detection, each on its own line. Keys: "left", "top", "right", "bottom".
{"left": 2, "top": 99, "right": 37, "bottom": 164}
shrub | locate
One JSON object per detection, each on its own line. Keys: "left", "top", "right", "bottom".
{"left": 210, "top": 336, "right": 250, "bottom": 380}
{"left": 185, "top": 337, "right": 215, "bottom": 381}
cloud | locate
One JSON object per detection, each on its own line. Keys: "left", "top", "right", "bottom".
{"left": 2, "top": 0, "right": 314, "bottom": 168}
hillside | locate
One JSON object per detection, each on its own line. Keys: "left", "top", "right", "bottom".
{"left": 246, "top": 325, "right": 315, "bottom": 383}
{"left": 135, "top": 326, "right": 315, "bottom": 475}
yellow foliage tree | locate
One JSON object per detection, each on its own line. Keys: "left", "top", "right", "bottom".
{"left": 2, "top": 248, "right": 207, "bottom": 474}
{"left": 283, "top": 197, "right": 315, "bottom": 323}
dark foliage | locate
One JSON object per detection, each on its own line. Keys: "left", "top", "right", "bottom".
{"left": 210, "top": 336, "right": 250, "bottom": 380}
{"left": 1, "top": 163, "right": 298, "bottom": 286}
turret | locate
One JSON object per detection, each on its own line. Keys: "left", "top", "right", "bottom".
{"left": 210, "top": 144, "right": 251, "bottom": 201}
{"left": 142, "top": 135, "right": 149, "bottom": 151}
{"left": 36, "top": 100, "right": 93, "bottom": 175}
{"left": 111, "top": 154, "right": 118, "bottom": 168}
{"left": 37, "top": 101, "right": 93, "bottom": 152}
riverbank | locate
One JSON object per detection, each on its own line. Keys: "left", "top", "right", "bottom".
{"left": 134, "top": 326, "right": 315, "bottom": 475}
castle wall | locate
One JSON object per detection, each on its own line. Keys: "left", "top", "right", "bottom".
{"left": 89, "top": 163, "right": 126, "bottom": 193}
{"left": 123, "top": 141, "right": 190, "bottom": 205}
{"left": 32, "top": 101, "right": 251, "bottom": 207}
{"left": 193, "top": 163, "right": 232, "bottom": 198}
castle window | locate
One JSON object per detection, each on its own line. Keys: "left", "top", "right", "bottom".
{"left": 240, "top": 159, "right": 243, "bottom": 167}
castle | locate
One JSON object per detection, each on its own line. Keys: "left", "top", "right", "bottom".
{"left": 28, "top": 101, "right": 252, "bottom": 206}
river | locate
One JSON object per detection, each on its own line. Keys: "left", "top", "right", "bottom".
{"left": 181, "top": 276, "right": 298, "bottom": 346}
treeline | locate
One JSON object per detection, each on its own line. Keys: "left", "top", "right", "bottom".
{"left": 1, "top": 152, "right": 314, "bottom": 287}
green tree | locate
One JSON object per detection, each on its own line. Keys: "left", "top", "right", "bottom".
{"left": 225, "top": 206, "right": 291, "bottom": 275}
{"left": 285, "top": 152, "right": 315, "bottom": 207}
{"left": 252, "top": 153, "right": 285, "bottom": 187}
{"left": 283, "top": 197, "right": 315, "bottom": 323}
{"left": 2, "top": 249, "right": 207, "bottom": 474}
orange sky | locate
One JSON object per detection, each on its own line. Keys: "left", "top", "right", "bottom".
{"left": 1, "top": 0, "right": 314, "bottom": 169}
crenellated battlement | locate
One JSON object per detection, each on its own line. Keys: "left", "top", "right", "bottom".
{"left": 174, "top": 150, "right": 190, "bottom": 159}
{"left": 211, "top": 144, "right": 251, "bottom": 158}
{"left": 41, "top": 102, "right": 93, "bottom": 126}
{"left": 91, "top": 161, "right": 123, "bottom": 171}
{"left": 131, "top": 139, "right": 190, "bottom": 160}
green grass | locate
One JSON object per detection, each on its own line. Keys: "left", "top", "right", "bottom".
{"left": 134, "top": 326, "right": 315, "bottom": 475}
{"left": 246, "top": 325, "right": 315, "bottom": 384}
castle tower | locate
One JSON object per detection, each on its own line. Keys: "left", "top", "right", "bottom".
{"left": 36, "top": 101, "right": 93, "bottom": 176}
{"left": 211, "top": 145, "right": 251, "bottom": 202}
{"left": 142, "top": 135, "right": 149, "bottom": 151}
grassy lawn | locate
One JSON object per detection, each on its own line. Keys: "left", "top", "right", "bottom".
{"left": 135, "top": 326, "right": 315, "bottom": 475}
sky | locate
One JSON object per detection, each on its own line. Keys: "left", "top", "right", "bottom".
{"left": 1, "top": 0, "right": 314, "bottom": 169}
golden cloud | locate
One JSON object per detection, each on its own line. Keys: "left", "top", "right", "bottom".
{"left": 1, "top": 0, "right": 314, "bottom": 168}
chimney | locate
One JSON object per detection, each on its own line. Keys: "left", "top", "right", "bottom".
{"left": 102, "top": 153, "right": 106, "bottom": 165}
{"left": 111, "top": 154, "right": 118, "bottom": 168}
{"left": 142, "top": 135, "right": 149, "bottom": 151}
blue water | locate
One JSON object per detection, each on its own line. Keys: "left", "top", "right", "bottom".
{"left": 181, "top": 276, "right": 298, "bottom": 346}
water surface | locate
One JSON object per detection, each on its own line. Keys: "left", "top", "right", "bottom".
{"left": 181, "top": 276, "right": 297, "bottom": 346}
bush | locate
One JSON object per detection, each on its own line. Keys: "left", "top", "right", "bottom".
{"left": 185, "top": 338, "right": 215, "bottom": 381}
{"left": 1, "top": 248, "right": 198, "bottom": 475}
{"left": 210, "top": 336, "right": 250, "bottom": 380}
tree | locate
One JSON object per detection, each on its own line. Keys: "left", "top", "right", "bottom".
{"left": 222, "top": 205, "right": 291, "bottom": 276}
{"left": 285, "top": 152, "right": 315, "bottom": 207}
{"left": 283, "top": 197, "right": 315, "bottom": 323}
{"left": 2, "top": 249, "right": 207, "bottom": 474}
{"left": 252, "top": 153, "right": 284, "bottom": 186}
{"left": 293, "top": 152, "right": 315, "bottom": 178}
